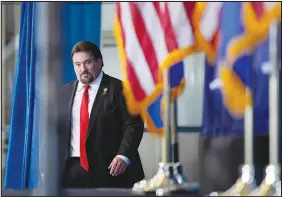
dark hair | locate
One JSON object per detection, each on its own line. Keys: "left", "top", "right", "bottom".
{"left": 71, "top": 41, "right": 104, "bottom": 67}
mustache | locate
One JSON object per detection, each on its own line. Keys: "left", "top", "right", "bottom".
{"left": 81, "top": 71, "right": 90, "bottom": 76}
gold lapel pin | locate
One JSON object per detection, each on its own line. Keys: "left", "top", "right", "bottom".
{"left": 103, "top": 87, "right": 108, "bottom": 95}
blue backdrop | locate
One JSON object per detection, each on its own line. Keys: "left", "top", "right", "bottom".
{"left": 61, "top": 2, "right": 101, "bottom": 83}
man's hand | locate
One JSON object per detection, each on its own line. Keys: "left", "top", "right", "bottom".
{"left": 108, "top": 156, "right": 128, "bottom": 176}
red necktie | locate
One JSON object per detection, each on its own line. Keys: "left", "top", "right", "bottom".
{"left": 80, "top": 84, "right": 90, "bottom": 171}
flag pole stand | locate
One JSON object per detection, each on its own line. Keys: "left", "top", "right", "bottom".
{"left": 207, "top": 63, "right": 257, "bottom": 196}
{"left": 208, "top": 104, "right": 257, "bottom": 196}
{"left": 133, "top": 68, "right": 199, "bottom": 195}
{"left": 154, "top": 66, "right": 180, "bottom": 195}
{"left": 133, "top": 68, "right": 179, "bottom": 194}
{"left": 207, "top": 43, "right": 257, "bottom": 197}
{"left": 218, "top": 98, "right": 257, "bottom": 196}
{"left": 170, "top": 100, "right": 188, "bottom": 186}
{"left": 249, "top": 20, "right": 281, "bottom": 197}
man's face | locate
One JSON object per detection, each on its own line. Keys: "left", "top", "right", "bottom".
{"left": 72, "top": 51, "right": 102, "bottom": 84}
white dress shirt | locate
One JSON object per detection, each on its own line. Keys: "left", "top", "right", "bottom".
{"left": 70, "top": 71, "right": 130, "bottom": 165}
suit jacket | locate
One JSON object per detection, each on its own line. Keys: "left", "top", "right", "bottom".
{"left": 58, "top": 73, "right": 145, "bottom": 188}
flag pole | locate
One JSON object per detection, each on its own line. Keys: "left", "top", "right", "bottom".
{"left": 170, "top": 101, "right": 180, "bottom": 163}
{"left": 216, "top": 51, "right": 258, "bottom": 196}
{"left": 170, "top": 100, "right": 189, "bottom": 183}
{"left": 250, "top": 20, "right": 281, "bottom": 196}
{"left": 132, "top": 67, "right": 199, "bottom": 194}
{"left": 208, "top": 77, "right": 257, "bottom": 196}
{"left": 208, "top": 27, "right": 260, "bottom": 197}
{"left": 214, "top": 99, "right": 257, "bottom": 196}
{"left": 170, "top": 99, "right": 200, "bottom": 193}
{"left": 153, "top": 68, "right": 180, "bottom": 196}
{"left": 268, "top": 20, "right": 280, "bottom": 173}
{"left": 162, "top": 68, "right": 171, "bottom": 164}
{"left": 155, "top": 68, "right": 200, "bottom": 195}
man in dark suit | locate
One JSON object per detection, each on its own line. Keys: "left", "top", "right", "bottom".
{"left": 58, "top": 41, "right": 145, "bottom": 188}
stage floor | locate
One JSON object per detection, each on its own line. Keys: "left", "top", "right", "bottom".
{"left": 2, "top": 188, "right": 199, "bottom": 196}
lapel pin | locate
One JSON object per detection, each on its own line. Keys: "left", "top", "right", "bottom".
{"left": 103, "top": 87, "right": 108, "bottom": 95}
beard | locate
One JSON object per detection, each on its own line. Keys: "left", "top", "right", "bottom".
{"left": 80, "top": 72, "right": 94, "bottom": 84}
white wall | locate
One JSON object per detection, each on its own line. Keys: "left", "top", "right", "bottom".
{"left": 178, "top": 53, "right": 205, "bottom": 127}
{"left": 100, "top": 47, "right": 124, "bottom": 80}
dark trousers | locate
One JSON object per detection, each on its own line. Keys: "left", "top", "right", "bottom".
{"left": 61, "top": 157, "right": 90, "bottom": 188}
{"left": 61, "top": 158, "right": 139, "bottom": 188}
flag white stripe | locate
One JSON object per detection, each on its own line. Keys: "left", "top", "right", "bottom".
{"left": 200, "top": 2, "right": 222, "bottom": 41}
{"left": 136, "top": 2, "right": 168, "bottom": 67}
{"left": 120, "top": 2, "right": 155, "bottom": 95}
{"left": 263, "top": 2, "right": 276, "bottom": 10}
{"left": 167, "top": 2, "right": 195, "bottom": 48}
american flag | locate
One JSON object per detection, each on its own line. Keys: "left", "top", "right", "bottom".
{"left": 114, "top": 2, "right": 198, "bottom": 134}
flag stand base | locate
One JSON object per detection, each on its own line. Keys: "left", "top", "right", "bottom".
{"left": 133, "top": 162, "right": 178, "bottom": 194}
{"left": 208, "top": 164, "right": 256, "bottom": 196}
{"left": 172, "top": 162, "right": 199, "bottom": 193}
{"left": 249, "top": 164, "right": 280, "bottom": 196}
{"left": 274, "top": 181, "right": 280, "bottom": 196}
{"left": 133, "top": 162, "right": 199, "bottom": 195}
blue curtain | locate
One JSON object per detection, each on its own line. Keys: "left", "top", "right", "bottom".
{"left": 61, "top": 2, "right": 101, "bottom": 83}
{"left": 4, "top": 2, "right": 39, "bottom": 188}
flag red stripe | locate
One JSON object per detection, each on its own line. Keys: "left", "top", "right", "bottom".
{"left": 116, "top": 3, "right": 146, "bottom": 101}
{"left": 129, "top": 3, "right": 159, "bottom": 83}
{"left": 251, "top": 2, "right": 265, "bottom": 19}
{"left": 183, "top": 2, "right": 196, "bottom": 33}
{"left": 211, "top": 4, "right": 222, "bottom": 50}
{"left": 154, "top": 2, "right": 178, "bottom": 52}
{"left": 126, "top": 61, "right": 147, "bottom": 101}
{"left": 211, "top": 28, "right": 219, "bottom": 49}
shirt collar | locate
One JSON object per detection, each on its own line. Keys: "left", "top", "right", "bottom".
{"left": 77, "top": 71, "right": 104, "bottom": 92}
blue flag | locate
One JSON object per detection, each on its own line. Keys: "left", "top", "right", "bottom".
{"left": 202, "top": 3, "right": 278, "bottom": 136}
{"left": 202, "top": 58, "right": 245, "bottom": 136}
{"left": 201, "top": 2, "right": 253, "bottom": 136}
{"left": 216, "top": 2, "right": 254, "bottom": 119}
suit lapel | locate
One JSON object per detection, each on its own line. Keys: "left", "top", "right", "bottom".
{"left": 87, "top": 74, "right": 110, "bottom": 138}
